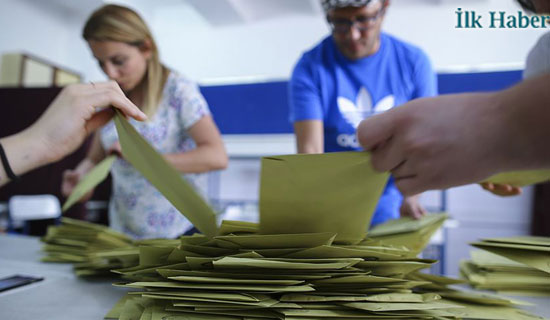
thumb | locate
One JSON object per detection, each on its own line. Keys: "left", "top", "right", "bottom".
{"left": 63, "top": 170, "right": 77, "bottom": 179}
{"left": 356, "top": 111, "right": 397, "bottom": 151}
{"left": 85, "top": 108, "right": 115, "bottom": 133}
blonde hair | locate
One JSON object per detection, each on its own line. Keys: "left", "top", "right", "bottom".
{"left": 83, "top": 4, "right": 168, "bottom": 118}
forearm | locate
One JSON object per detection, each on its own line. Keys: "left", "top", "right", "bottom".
{"left": 298, "top": 142, "right": 324, "bottom": 154}
{"left": 164, "top": 145, "right": 228, "bottom": 174}
{"left": 294, "top": 120, "right": 324, "bottom": 154}
{"left": 492, "top": 73, "right": 550, "bottom": 171}
{"left": 0, "top": 130, "right": 49, "bottom": 187}
{"left": 66, "top": 135, "right": 105, "bottom": 178}
{"left": 86, "top": 134, "right": 106, "bottom": 165}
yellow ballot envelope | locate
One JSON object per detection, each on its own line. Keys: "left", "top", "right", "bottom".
{"left": 113, "top": 110, "right": 218, "bottom": 237}
{"left": 62, "top": 155, "right": 116, "bottom": 212}
{"left": 484, "top": 170, "right": 550, "bottom": 186}
{"left": 259, "top": 152, "right": 389, "bottom": 244}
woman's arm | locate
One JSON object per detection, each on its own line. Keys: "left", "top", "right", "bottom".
{"left": 164, "top": 115, "right": 228, "bottom": 173}
{"left": 71, "top": 133, "right": 106, "bottom": 175}
{"left": 61, "top": 133, "right": 107, "bottom": 197}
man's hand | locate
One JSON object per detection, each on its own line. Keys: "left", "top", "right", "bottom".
{"left": 400, "top": 195, "right": 427, "bottom": 219}
{"left": 479, "top": 182, "right": 522, "bottom": 197}
{"left": 357, "top": 93, "right": 508, "bottom": 196}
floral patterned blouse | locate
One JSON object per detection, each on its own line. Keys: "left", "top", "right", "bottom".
{"left": 100, "top": 71, "right": 210, "bottom": 239}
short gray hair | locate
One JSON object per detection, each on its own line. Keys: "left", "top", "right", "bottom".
{"left": 321, "top": 0, "right": 378, "bottom": 12}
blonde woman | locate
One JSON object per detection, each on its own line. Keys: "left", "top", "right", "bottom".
{"left": 62, "top": 5, "right": 227, "bottom": 239}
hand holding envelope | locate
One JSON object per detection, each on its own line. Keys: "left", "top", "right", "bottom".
{"left": 61, "top": 111, "right": 219, "bottom": 237}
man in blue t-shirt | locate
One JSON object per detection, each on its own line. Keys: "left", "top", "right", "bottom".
{"left": 289, "top": 0, "right": 437, "bottom": 227}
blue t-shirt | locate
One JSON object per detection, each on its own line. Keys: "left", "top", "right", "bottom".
{"left": 289, "top": 33, "right": 437, "bottom": 227}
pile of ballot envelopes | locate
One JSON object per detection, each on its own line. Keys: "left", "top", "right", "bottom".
{"left": 461, "top": 236, "right": 550, "bottom": 297}
{"left": 48, "top": 112, "right": 547, "bottom": 319}
{"left": 102, "top": 217, "right": 545, "bottom": 320}
{"left": 41, "top": 217, "right": 199, "bottom": 277}
{"left": 41, "top": 216, "right": 546, "bottom": 319}
{"left": 41, "top": 217, "right": 139, "bottom": 276}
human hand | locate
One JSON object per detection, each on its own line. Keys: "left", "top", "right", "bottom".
{"left": 479, "top": 182, "right": 522, "bottom": 197}
{"left": 107, "top": 141, "right": 123, "bottom": 158}
{"left": 26, "top": 81, "right": 146, "bottom": 166}
{"left": 357, "top": 93, "right": 509, "bottom": 196}
{"left": 61, "top": 158, "right": 96, "bottom": 201}
{"left": 400, "top": 195, "right": 427, "bottom": 219}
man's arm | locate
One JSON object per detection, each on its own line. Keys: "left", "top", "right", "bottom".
{"left": 0, "top": 132, "right": 46, "bottom": 187}
{"left": 294, "top": 120, "right": 324, "bottom": 154}
{"left": 399, "top": 49, "right": 436, "bottom": 217}
{"left": 289, "top": 55, "right": 325, "bottom": 154}
{"left": 357, "top": 72, "right": 550, "bottom": 196}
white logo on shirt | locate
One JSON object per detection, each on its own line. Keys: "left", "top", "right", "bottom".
{"left": 337, "top": 87, "right": 395, "bottom": 128}
{"left": 337, "top": 87, "right": 394, "bottom": 148}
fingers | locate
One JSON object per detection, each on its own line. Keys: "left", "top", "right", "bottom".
{"left": 400, "top": 195, "right": 427, "bottom": 220}
{"left": 395, "top": 177, "right": 427, "bottom": 197}
{"left": 416, "top": 204, "right": 428, "bottom": 219}
{"left": 511, "top": 186, "right": 522, "bottom": 195}
{"left": 85, "top": 108, "right": 115, "bottom": 133}
{"left": 357, "top": 111, "right": 396, "bottom": 151}
{"left": 107, "top": 142, "right": 123, "bottom": 157}
{"left": 61, "top": 170, "right": 78, "bottom": 196}
{"left": 80, "top": 190, "right": 94, "bottom": 203}
{"left": 85, "top": 82, "right": 147, "bottom": 121}
{"left": 409, "top": 210, "right": 423, "bottom": 220}
{"left": 479, "top": 182, "right": 522, "bottom": 197}
{"left": 370, "top": 139, "right": 407, "bottom": 173}
{"left": 480, "top": 182, "right": 493, "bottom": 191}
{"left": 400, "top": 203, "right": 422, "bottom": 219}
{"left": 399, "top": 204, "right": 407, "bottom": 218}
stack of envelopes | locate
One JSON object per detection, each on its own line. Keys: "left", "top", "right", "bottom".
{"left": 461, "top": 237, "right": 550, "bottom": 296}
{"left": 367, "top": 214, "right": 448, "bottom": 255}
{"left": 41, "top": 217, "right": 139, "bottom": 276}
{"left": 41, "top": 218, "right": 191, "bottom": 277}
{"left": 470, "top": 237, "right": 550, "bottom": 274}
{"left": 108, "top": 219, "right": 448, "bottom": 319}
{"left": 105, "top": 219, "right": 545, "bottom": 320}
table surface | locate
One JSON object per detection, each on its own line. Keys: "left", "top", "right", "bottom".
{"left": 0, "top": 233, "right": 549, "bottom": 320}
{"left": 0, "top": 234, "right": 126, "bottom": 320}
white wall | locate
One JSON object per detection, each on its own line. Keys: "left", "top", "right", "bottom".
{"left": 385, "top": 0, "right": 549, "bottom": 72}
{"left": 146, "top": 0, "right": 549, "bottom": 82}
{"left": 0, "top": 0, "right": 101, "bottom": 82}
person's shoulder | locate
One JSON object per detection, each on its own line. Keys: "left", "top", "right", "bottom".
{"left": 166, "top": 70, "right": 196, "bottom": 88}
{"left": 383, "top": 33, "right": 430, "bottom": 63}
{"left": 164, "top": 70, "right": 200, "bottom": 95}
{"left": 296, "top": 36, "right": 333, "bottom": 65}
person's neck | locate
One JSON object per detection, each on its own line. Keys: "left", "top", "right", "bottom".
{"left": 365, "top": 37, "right": 381, "bottom": 57}
{"left": 126, "top": 80, "right": 146, "bottom": 109}
{"left": 353, "top": 37, "right": 381, "bottom": 61}
{"left": 336, "top": 35, "right": 382, "bottom": 62}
